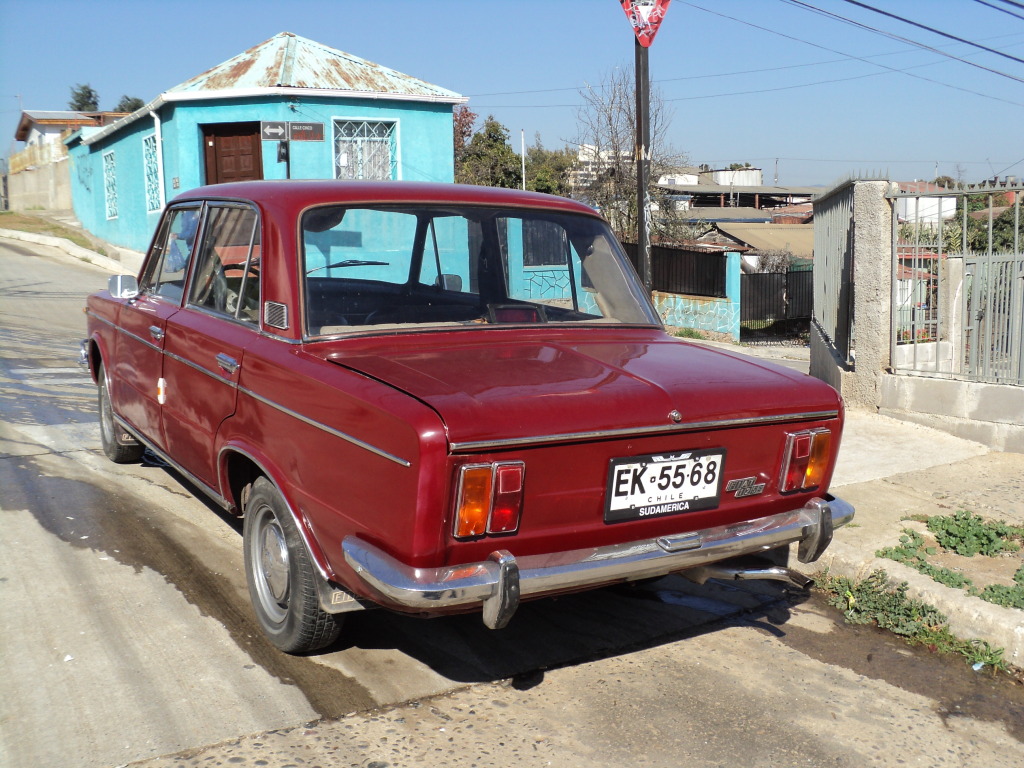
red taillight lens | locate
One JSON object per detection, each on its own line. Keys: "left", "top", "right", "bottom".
{"left": 489, "top": 463, "right": 524, "bottom": 534}
{"left": 780, "top": 429, "right": 831, "bottom": 493}
{"left": 453, "top": 462, "right": 525, "bottom": 539}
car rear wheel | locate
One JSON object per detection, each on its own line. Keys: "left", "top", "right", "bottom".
{"left": 243, "top": 477, "right": 342, "bottom": 653}
{"left": 97, "top": 364, "right": 145, "bottom": 464}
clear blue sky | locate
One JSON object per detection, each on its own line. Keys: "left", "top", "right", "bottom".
{"left": 2, "top": 0, "right": 1021, "bottom": 186}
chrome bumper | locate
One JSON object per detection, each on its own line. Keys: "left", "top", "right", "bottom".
{"left": 341, "top": 495, "right": 853, "bottom": 630}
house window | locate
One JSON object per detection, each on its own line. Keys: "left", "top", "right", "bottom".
{"left": 103, "top": 151, "right": 118, "bottom": 220}
{"left": 143, "top": 135, "right": 162, "bottom": 212}
{"left": 333, "top": 120, "right": 397, "bottom": 181}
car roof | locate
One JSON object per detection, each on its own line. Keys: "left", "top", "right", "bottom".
{"left": 170, "top": 180, "right": 601, "bottom": 218}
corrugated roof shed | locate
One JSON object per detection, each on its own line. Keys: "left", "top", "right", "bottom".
{"left": 714, "top": 223, "right": 815, "bottom": 259}
{"left": 167, "top": 32, "right": 464, "bottom": 102}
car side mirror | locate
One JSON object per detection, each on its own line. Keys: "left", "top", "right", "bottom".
{"left": 108, "top": 275, "right": 139, "bottom": 299}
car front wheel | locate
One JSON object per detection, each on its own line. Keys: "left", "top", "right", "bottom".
{"left": 97, "top": 364, "right": 145, "bottom": 464}
{"left": 243, "top": 477, "right": 342, "bottom": 653}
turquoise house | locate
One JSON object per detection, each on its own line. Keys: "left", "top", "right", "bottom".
{"left": 66, "top": 32, "right": 466, "bottom": 252}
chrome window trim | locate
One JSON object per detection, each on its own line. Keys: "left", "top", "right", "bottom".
{"left": 237, "top": 385, "right": 411, "bottom": 467}
{"left": 448, "top": 410, "right": 841, "bottom": 453}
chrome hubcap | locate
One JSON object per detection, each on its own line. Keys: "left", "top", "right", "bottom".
{"left": 255, "top": 512, "right": 290, "bottom": 622}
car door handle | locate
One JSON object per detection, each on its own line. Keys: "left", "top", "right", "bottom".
{"left": 149, "top": 325, "right": 164, "bottom": 341}
{"left": 216, "top": 353, "right": 239, "bottom": 374}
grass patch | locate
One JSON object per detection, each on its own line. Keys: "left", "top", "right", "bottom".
{"left": 0, "top": 211, "right": 105, "bottom": 255}
{"left": 673, "top": 327, "right": 707, "bottom": 340}
{"left": 817, "top": 570, "right": 1009, "bottom": 673}
{"left": 877, "top": 510, "right": 1024, "bottom": 610}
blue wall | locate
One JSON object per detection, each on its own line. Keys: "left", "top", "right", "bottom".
{"left": 68, "top": 94, "right": 457, "bottom": 253}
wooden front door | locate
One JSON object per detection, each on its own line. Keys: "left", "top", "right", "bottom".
{"left": 202, "top": 123, "right": 263, "bottom": 184}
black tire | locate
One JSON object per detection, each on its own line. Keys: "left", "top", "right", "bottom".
{"left": 243, "top": 477, "right": 342, "bottom": 653}
{"left": 97, "top": 364, "right": 145, "bottom": 464}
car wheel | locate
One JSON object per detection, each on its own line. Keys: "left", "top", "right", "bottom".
{"left": 97, "top": 364, "right": 145, "bottom": 464}
{"left": 243, "top": 477, "right": 342, "bottom": 653}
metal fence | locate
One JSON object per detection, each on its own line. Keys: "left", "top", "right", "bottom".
{"left": 740, "top": 270, "right": 813, "bottom": 322}
{"left": 811, "top": 181, "right": 857, "bottom": 365}
{"left": 888, "top": 181, "right": 1023, "bottom": 387}
{"left": 622, "top": 243, "right": 727, "bottom": 297}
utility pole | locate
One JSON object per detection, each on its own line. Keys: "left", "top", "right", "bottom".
{"left": 620, "top": 1, "right": 671, "bottom": 294}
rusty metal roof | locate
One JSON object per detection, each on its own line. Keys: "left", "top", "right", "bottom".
{"left": 165, "top": 32, "right": 464, "bottom": 103}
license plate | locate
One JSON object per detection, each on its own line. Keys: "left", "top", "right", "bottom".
{"left": 605, "top": 449, "right": 726, "bottom": 523}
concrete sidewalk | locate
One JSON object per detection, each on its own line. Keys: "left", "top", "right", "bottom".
{"left": 4, "top": 215, "right": 1022, "bottom": 666}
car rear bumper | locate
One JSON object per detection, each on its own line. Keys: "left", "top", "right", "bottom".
{"left": 341, "top": 495, "right": 854, "bottom": 629}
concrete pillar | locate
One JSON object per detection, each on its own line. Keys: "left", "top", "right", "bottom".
{"left": 810, "top": 180, "right": 892, "bottom": 408}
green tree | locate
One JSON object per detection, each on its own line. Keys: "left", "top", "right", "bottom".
{"left": 456, "top": 115, "right": 521, "bottom": 189}
{"left": 114, "top": 95, "right": 145, "bottom": 113}
{"left": 68, "top": 83, "right": 99, "bottom": 112}
{"left": 525, "top": 137, "right": 576, "bottom": 196}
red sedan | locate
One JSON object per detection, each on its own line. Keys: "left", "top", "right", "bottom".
{"left": 82, "top": 180, "right": 852, "bottom": 653}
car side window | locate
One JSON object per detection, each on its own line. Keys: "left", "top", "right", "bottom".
{"left": 142, "top": 206, "right": 202, "bottom": 303}
{"left": 187, "top": 205, "right": 261, "bottom": 322}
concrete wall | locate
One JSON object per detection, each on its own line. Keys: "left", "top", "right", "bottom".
{"left": 7, "top": 159, "right": 72, "bottom": 210}
{"left": 879, "top": 376, "right": 1024, "bottom": 452}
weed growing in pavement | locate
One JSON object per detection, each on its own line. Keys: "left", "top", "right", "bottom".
{"left": 877, "top": 510, "right": 1024, "bottom": 611}
{"left": 816, "top": 570, "right": 1010, "bottom": 673}
{"left": 925, "top": 510, "right": 1023, "bottom": 557}
{"left": 878, "top": 529, "right": 974, "bottom": 590}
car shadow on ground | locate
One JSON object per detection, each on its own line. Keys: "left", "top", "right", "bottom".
{"left": 333, "top": 572, "right": 809, "bottom": 685}
{"left": 143, "top": 457, "right": 811, "bottom": 688}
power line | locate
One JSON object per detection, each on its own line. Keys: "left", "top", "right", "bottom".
{"left": 972, "top": 0, "right": 1024, "bottom": 21}
{"left": 837, "top": 0, "right": 1024, "bottom": 65}
{"left": 470, "top": 31, "right": 1023, "bottom": 98}
{"left": 779, "top": 0, "right": 1024, "bottom": 83}
{"left": 679, "top": 2, "right": 1024, "bottom": 102}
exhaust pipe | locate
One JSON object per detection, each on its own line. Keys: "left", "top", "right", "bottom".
{"left": 684, "top": 564, "right": 812, "bottom": 590}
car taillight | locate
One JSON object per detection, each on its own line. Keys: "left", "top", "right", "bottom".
{"left": 453, "top": 462, "right": 525, "bottom": 539}
{"left": 779, "top": 429, "right": 831, "bottom": 493}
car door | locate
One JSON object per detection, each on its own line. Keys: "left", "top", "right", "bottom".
{"left": 160, "top": 203, "right": 261, "bottom": 489}
{"left": 111, "top": 205, "right": 203, "bottom": 450}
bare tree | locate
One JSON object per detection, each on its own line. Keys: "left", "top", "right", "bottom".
{"left": 573, "top": 66, "right": 688, "bottom": 243}
{"left": 755, "top": 249, "right": 795, "bottom": 273}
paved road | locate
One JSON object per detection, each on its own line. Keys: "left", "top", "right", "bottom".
{"left": 2, "top": 239, "right": 1021, "bottom": 768}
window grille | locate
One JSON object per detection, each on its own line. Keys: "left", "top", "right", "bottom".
{"left": 333, "top": 120, "right": 397, "bottom": 180}
{"left": 143, "top": 135, "right": 162, "bottom": 212}
{"left": 103, "top": 151, "right": 118, "bottom": 220}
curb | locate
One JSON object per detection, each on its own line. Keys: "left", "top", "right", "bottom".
{"left": 0, "top": 227, "right": 143, "bottom": 275}
{"left": 794, "top": 549, "right": 1024, "bottom": 669}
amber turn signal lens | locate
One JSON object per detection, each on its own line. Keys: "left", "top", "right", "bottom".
{"left": 805, "top": 430, "right": 831, "bottom": 489}
{"left": 454, "top": 465, "right": 492, "bottom": 538}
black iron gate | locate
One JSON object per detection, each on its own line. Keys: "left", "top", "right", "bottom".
{"left": 741, "top": 270, "right": 812, "bottom": 340}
